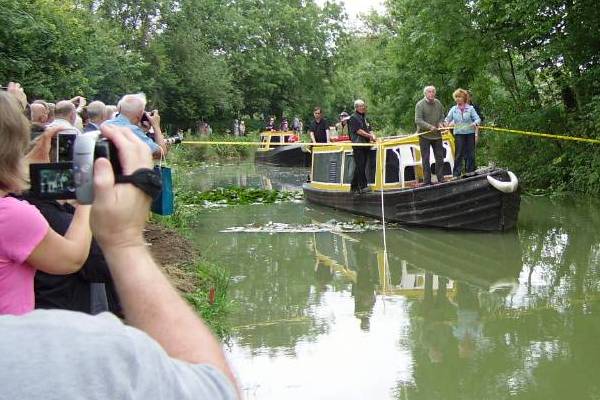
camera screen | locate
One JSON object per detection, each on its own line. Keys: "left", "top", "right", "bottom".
{"left": 57, "top": 133, "right": 78, "bottom": 162}
{"left": 29, "top": 163, "right": 76, "bottom": 200}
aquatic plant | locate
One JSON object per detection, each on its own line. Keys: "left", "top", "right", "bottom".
{"left": 177, "top": 186, "right": 303, "bottom": 207}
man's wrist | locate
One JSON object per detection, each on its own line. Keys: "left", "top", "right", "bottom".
{"left": 98, "top": 234, "right": 146, "bottom": 254}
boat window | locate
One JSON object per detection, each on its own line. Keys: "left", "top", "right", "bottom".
{"left": 270, "top": 135, "right": 281, "bottom": 143}
{"left": 366, "top": 149, "right": 377, "bottom": 184}
{"left": 313, "top": 152, "right": 343, "bottom": 183}
{"left": 343, "top": 152, "right": 354, "bottom": 184}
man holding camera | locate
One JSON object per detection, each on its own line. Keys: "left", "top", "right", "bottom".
{"left": 104, "top": 93, "right": 168, "bottom": 158}
{"left": 1, "top": 124, "right": 238, "bottom": 399}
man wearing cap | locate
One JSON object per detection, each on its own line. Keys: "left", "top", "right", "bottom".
{"left": 336, "top": 112, "right": 350, "bottom": 138}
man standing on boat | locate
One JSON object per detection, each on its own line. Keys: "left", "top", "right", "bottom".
{"left": 415, "top": 86, "right": 446, "bottom": 185}
{"left": 308, "top": 107, "right": 329, "bottom": 143}
{"left": 349, "top": 99, "right": 376, "bottom": 194}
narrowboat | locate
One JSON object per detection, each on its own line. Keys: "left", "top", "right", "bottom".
{"left": 254, "top": 131, "right": 311, "bottom": 167}
{"left": 303, "top": 133, "right": 520, "bottom": 231}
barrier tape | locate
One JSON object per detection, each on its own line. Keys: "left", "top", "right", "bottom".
{"left": 180, "top": 125, "right": 600, "bottom": 147}
{"left": 181, "top": 140, "right": 377, "bottom": 147}
{"left": 479, "top": 125, "right": 600, "bottom": 144}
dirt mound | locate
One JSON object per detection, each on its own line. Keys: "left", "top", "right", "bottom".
{"left": 144, "top": 222, "right": 199, "bottom": 293}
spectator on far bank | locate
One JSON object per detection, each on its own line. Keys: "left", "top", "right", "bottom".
{"left": 84, "top": 101, "right": 107, "bottom": 132}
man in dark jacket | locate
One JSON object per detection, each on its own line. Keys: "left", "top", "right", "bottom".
{"left": 349, "top": 99, "right": 376, "bottom": 194}
{"left": 83, "top": 101, "right": 107, "bottom": 132}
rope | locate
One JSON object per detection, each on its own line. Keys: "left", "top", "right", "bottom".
{"left": 181, "top": 140, "right": 377, "bottom": 147}
{"left": 479, "top": 125, "right": 600, "bottom": 144}
{"left": 377, "top": 142, "right": 389, "bottom": 266}
{"left": 182, "top": 124, "right": 600, "bottom": 146}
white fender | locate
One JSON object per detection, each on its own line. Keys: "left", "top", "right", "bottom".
{"left": 487, "top": 170, "right": 518, "bottom": 193}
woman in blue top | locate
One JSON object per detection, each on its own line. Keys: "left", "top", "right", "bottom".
{"left": 445, "top": 88, "right": 481, "bottom": 177}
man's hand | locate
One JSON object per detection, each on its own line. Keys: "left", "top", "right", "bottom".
{"left": 91, "top": 124, "right": 153, "bottom": 251}
{"left": 70, "top": 96, "right": 86, "bottom": 108}
{"left": 25, "top": 125, "right": 63, "bottom": 164}
{"left": 7, "top": 82, "right": 27, "bottom": 109}
{"left": 149, "top": 109, "right": 161, "bottom": 130}
{"left": 369, "top": 132, "right": 377, "bottom": 143}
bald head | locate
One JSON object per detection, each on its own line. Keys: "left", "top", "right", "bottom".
{"left": 118, "top": 93, "right": 146, "bottom": 124}
{"left": 55, "top": 100, "right": 76, "bottom": 124}
{"left": 87, "top": 101, "right": 107, "bottom": 124}
{"left": 30, "top": 103, "right": 49, "bottom": 124}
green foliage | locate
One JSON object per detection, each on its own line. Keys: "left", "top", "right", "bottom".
{"left": 177, "top": 186, "right": 303, "bottom": 207}
{"left": 335, "top": 0, "right": 600, "bottom": 194}
{"left": 2, "top": 0, "right": 599, "bottom": 193}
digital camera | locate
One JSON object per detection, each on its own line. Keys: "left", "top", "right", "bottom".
{"left": 30, "top": 130, "right": 122, "bottom": 204}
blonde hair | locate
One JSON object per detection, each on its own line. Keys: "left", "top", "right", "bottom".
{"left": 453, "top": 88, "right": 469, "bottom": 101}
{"left": 0, "top": 92, "right": 30, "bottom": 192}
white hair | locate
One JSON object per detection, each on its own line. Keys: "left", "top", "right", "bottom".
{"left": 118, "top": 93, "right": 146, "bottom": 115}
{"left": 423, "top": 86, "right": 436, "bottom": 96}
{"left": 87, "top": 101, "right": 106, "bottom": 120}
{"left": 54, "top": 100, "right": 75, "bottom": 120}
{"left": 354, "top": 99, "right": 365, "bottom": 109}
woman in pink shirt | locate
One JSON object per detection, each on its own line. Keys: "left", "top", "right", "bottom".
{"left": 0, "top": 87, "right": 92, "bottom": 315}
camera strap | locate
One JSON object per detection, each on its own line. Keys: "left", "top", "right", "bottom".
{"left": 116, "top": 168, "right": 163, "bottom": 200}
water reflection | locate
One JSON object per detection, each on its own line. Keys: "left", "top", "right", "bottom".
{"left": 187, "top": 163, "right": 600, "bottom": 399}
{"left": 187, "top": 161, "right": 307, "bottom": 192}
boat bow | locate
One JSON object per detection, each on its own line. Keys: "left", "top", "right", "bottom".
{"left": 487, "top": 170, "right": 518, "bottom": 193}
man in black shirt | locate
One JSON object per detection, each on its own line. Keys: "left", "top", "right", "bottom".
{"left": 349, "top": 99, "right": 376, "bottom": 194}
{"left": 308, "top": 107, "right": 329, "bottom": 143}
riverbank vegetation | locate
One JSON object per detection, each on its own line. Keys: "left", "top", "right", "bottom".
{"left": 2, "top": 0, "right": 598, "bottom": 193}
{"left": 144, "top": 221, "right": 231, "bottom": 337}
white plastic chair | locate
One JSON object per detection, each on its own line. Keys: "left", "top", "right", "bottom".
{"left": 391, "top": 144, "right": 421, "bottom": 187}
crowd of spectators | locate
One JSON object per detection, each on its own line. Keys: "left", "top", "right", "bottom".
{"left": 0, "top": 82, "right": 239, "bottom": 399}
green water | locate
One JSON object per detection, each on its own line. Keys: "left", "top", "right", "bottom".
{"left": 188, "top": 162, "right": 600, "bottom": 400}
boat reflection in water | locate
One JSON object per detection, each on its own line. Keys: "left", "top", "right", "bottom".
{"left": 311, "top": 225, "right": 523, "bottom": 333}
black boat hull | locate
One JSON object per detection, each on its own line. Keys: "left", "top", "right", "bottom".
{"left": 255, "top": 144, "right": 311, "bottom": 167}
{"left": 303, "top": 168, "right": 520, "bottom": 231}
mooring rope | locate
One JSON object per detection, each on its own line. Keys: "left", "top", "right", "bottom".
{"left": 377, "top": 142, "right": 389, "bottom": 270}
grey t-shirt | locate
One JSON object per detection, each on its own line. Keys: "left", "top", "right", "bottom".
{"left": 1, "top": 310, "right": 237, "bottom": 400}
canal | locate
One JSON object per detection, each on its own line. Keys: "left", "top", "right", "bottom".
{"left": 187, "top": 161, "right": 600, "bottom": 400}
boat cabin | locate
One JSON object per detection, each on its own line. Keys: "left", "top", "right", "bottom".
{"left": 309, "top": 133, "right": 455, "bottom": 191}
